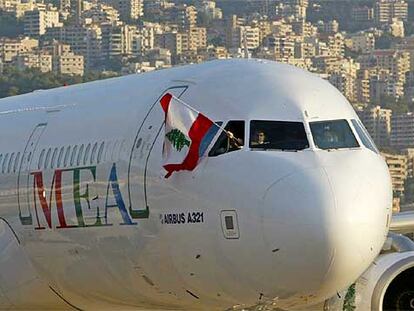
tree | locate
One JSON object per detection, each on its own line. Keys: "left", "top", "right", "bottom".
{"left": 0, "top": 67, "right": 119, "bottom": 99}
{"left": 7, "top": 86, "right": 19, "bottom": 97}
{"left": 344, "top": 46, "right": 361, "bottom": 59}
{"left": 379, "top": 94, "right": 409, "bottom": 113}
{"left": 209, "top": 36, "right": 224, "bottom": 47}
{"left": 375, "top": 33, "right": 393, "bottom": 49}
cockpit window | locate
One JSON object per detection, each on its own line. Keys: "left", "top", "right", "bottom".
{"left": 209, "top": 121, "right": 244, "bottom": 157}
{"left": 310, "top": 119, "right": 359, "bottom": 150}
{"left": 351, "top": 119, "right": 379, "bottom": 154}
{"left": 249, "top": 120, "right": 309, "bottom": 151}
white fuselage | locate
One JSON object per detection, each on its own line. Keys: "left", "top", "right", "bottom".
{"left": 0, "top": 59, "right": 392, "bottom": 310}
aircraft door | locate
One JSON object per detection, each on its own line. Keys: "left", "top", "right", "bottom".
{"left": 17, "top": 123, "right": 47, "bottom": 225}
{"left": 127, "top": 86, "right": 188, "bottom": 219}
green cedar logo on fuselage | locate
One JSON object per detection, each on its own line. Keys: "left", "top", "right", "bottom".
{"left": 166, "top": 129, "right": 190, "bottom": 151}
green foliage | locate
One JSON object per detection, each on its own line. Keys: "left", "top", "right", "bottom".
{"left": 166, "top": 129, "right": 190, "bottom": 152}
{"left": 344, "top": 46, "right": 361, "bottom": 59}
{"left": 343, "top": 283, "right": 356, "bottom": 311}
{"left": 378, "top": 95, "right": 411, "bottom": 113}
{"left": 0, "top": 11, "right": 24, "bottom": 38}
{"left": 306, "top": 0, "right": 372, "bottom": 32}
{"left": 94, "top": 58, "right": 123, "bottom": 72}
{"left": 209, "top": 36, "right": 224, "bottom": 47}
{"left": 0, "top": 67, "right": 119, "bottom": 99}
{"left": 405, "top": 21, "right": 414, "bottom": 36}
{"left": 198, "top": 12, "right": 213, "bottom": 27}
{"left": 375, "top": 33, "right": 393, "bottom": 49}
{"left": 404, "top": 177, "right": 414, "bottom": 204}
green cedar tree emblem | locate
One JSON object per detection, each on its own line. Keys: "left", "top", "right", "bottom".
{"left": 166, "top": 129, "right": 190, "bottom": 151}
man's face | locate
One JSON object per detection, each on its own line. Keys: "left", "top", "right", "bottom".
{"left": 258, "top": 132, "right": 265, "bottom": 144}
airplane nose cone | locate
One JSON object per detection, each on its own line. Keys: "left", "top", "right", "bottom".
{"left": 319, "top": 157, "right": 391, "bottom": 294}
{"left": 261, "top": 167, "right": 336, "bottom": 297}
{"left": 261, "top": 156, "right": 391, "bottom": 304}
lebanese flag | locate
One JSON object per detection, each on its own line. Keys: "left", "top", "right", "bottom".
{"left": 160, "top": 93, "right": 219, "bottom": 178}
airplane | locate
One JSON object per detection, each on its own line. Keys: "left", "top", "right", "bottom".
{"left": 0, "top": 58, "right": 413, "bottom": 311}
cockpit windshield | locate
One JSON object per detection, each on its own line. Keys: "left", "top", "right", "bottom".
{"left": 310, "top": 119, "right": 359, "bottom": 150}
{"left": 249, "top": 120, "right": 309, "bottom": 151}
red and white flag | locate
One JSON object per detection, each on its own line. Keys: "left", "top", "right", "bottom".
{"left": 160, "top": 93, "right": 219, "bottom": 178}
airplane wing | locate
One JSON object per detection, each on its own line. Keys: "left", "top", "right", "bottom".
{"left": 390, "top": 211, "right": 414, "bottom": 234}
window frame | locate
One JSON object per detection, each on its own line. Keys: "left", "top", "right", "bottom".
{"left": 2, "top": 153, "right": 9, "bottom": 174}
{"left": 350, "top": 119, "right": 379, "bottom": 154}
{"left": 309, "top": 119, "right": 360, "bottom": 151}
{"left": 208, "top": 121, "right": 244, "bottom": 157}
{"left": 249, "top": 120, "right": 310, "bottom": 151}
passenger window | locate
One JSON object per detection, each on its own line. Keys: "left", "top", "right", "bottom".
{"left": 57, "top": 147, "right": 64, "bottom": 167}
{"left": 97, "top": 142, "right": 104, "bottom": 164}
{"left": 250, "top": 120, "right": 309, "bottom": 150}
{"left": 70, "top": 145, "right": 78, "bottom": 166}
{"left": 38, "top": 149, "right": 45, "bottom": 170}
{"left": 14, "top": 152, "right": 20, "bottom": 173}
{"left": 105, "top": 141, "right": 113, "bottom": 161}
{"left": 111, "top": 141, "right": 119, "bottom": 161}
{"left": 209, "top": 121, "right": 244, "bottom": 157}
{"left": 91, "top": 143, "right": 98, "bottom": 164}
{"left": 8, "top": 152, "right": 15, "bottom": 173}
{"left": 44, "top": 148, "right": 52, "bottom": 169}
{"left": 51, "top": 148, "right": 58, "bottom": 169}
{"left": 2, "top": 153, "right": 9, "bottom": 173}
{"left": 64, "top": 146, "right": 71, "bottom": 167}
{"left": 0, "top": 154, "right": 2, "bottom": 172}
{"left": 84, "top": 143, "right": 91, "bottom": 165}
{"left": 351, "top": 119, "right": 379, "bottom": 154}
{"left": 310, "top": 120, "right": 359, "bottom": 150}
{"left": 77, "top": 144, "right": 84, "bottom": 166}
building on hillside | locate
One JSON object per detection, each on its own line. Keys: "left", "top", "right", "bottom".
{"left": 374, "top": 0, "right": 408, "bottom": 24}
{"left": 53, "top": 53, "right": 84, "bottom": 75}
{"left": 24, "top": 5, "right": 62, "bottom": 37}
{"left": 382, "top": 152, "right": 408, "bottom": 197}
{"left": 357, "top": 105, "right": 392, "bottom": 147}
{"left": 391, "top": 112, "right": 414, "bottom": 149}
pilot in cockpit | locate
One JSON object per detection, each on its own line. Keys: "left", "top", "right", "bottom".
{"left": 227, "top": 131, "right": 243, "bottom": 149}
{"left": 251, "top": 130, "right": 268, "bottom": 146}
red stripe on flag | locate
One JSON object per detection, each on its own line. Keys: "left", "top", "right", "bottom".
{"left": 164, "top": 113, "right": 213, "bottom": 178}
{"left": 160, "top": 93, "right": 172, "bottom": 115}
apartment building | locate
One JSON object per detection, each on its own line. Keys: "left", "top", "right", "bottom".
{"left": 82, "top": 4, "right": 120, "bottom": 24}
{"left": 358, "top": 106, "right": 392, "bottom": 147}
{"left": 100, "top": 0, "right": 143, "bottom": 21}
{"left": 166, "top": 5, "right": 197, "bottom": 30}
{"left": 53, "top": 52, "right": 84, "bottom": 75}
{"left": 352, "top": 6, "right": 374, "bottom": 24}
{"left": 24, "top": 5, "right": 62, "bottom": 37}
{"left": 356, "top": 69, "right": 371, "bottom": 103}
{"left": 231, "top": 25, "right": 260, "bottom": 50}
{"left": 382, "top": 152, "right": 408, "bottom": 197}
{"left": 373, "top": 50, "right": 410, "bottom": 86}
{"left": 374, "top": 0, "right": 408, "bottom": 24}
{"left": 391, "top": 112, "right": 414, "bottom": 148}
{"left": 329, "top": 72, "right": 357, "bottom": 102}
{"left": 155, "top": 32, "right": 183, "bottom": 57}
{"left": 319, "top": 33, "right": 345, "bottom": 58}
{"left": 346, "top": 32, "right": 375, "bottom": 54}
{"left": 0, "top": 37, "right": 38, "bottom": 62}
{"left": 188, "top": 27, "right": 207, "bottom": 51}
{"left": 15, "top": 52, "right": 52, "bottom": 73}
{"left": 197, "top": 1, "right": 222, "bottom": 20}
{"left": 389, "top": 18, "right": 404, "bottom": 37}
